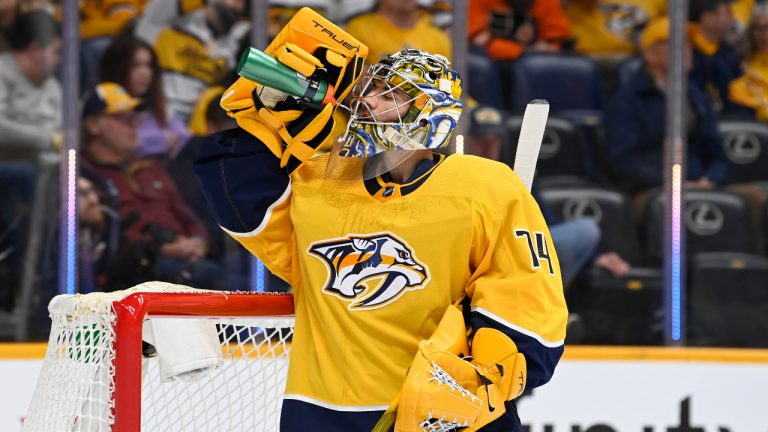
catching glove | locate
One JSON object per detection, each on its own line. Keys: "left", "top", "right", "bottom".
{"left": 384, "top": 306, "right": 527, "bottom": 432}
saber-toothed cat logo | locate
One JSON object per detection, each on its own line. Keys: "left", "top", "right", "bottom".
{"left": 308, "top": 233, "right": 430, "bottom": 310}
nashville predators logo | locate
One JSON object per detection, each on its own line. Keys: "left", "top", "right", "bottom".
{"left": 308, "top": 233, "right": 430, "bottom": 310}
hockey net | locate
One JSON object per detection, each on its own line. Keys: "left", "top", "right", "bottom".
{"left": 22, "top": 282, "right": 295, "bottom": 432}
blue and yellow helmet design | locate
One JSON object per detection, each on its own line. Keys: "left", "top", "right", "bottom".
{"left": 339, "top": 49, "right": 463, "bottom": 158}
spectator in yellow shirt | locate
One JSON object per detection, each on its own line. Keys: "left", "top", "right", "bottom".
{"left": 79, "top": 0, "right": 147, "bottom": 39}
{"left": 730, "top": 0, "right": 755, "bottom": 42}
{"left": 135, "top": 0, "right": 249, "bottom": 121}
{"left": 268, "top": 0, "right": 331, "bottom": 41}
{"left": 566, "top": 0, "right": 666, "bottom": 57}
{"left": 345, "top": 0, "right": 451, "bottom": 63}
{"left": 730, "top": 3, "right": 768, "bottom": 121}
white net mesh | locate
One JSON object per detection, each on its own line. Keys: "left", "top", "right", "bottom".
{"left": 141, "top": 318, "right": 292, "bottom": 431}
{"left": 22, "top": 283, "right": 294, "bottom": 432}
{"left": 23, "top": 291, "right": 119, "bottom": 432}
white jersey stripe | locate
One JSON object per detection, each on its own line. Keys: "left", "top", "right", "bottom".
{"left": 220, "top": 179, "right": 292, "bottom": 238}
{"left": 283, "top": 394, "right": 389, "bottom": 412}
{"left": 471, "top": 306, "right": 565, "bottom": 348}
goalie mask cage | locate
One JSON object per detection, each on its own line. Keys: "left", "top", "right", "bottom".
{"left": 22, "top": 282, "right": 295, "bottom": 432}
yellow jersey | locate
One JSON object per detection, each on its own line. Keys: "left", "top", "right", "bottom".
{"left": 134, "top": 0, "right": 241, "bottom": 119}
{"left": 78, "top": 0, "right": 146, "bottom": 38}
{"left": 194, "top": 127, "right": 567, "bottom": 430}
{"left": 730, "top": 52, "right": 768, "bottom": 122}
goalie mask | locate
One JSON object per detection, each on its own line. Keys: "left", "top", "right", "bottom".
{"left": 330, "top": 49, "right": 463, "bottom": 180}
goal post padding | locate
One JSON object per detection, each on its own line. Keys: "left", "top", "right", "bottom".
{"left": 22, "top": 282, "right": 295, "bottom": 432}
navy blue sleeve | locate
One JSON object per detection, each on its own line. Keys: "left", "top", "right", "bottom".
{"left": 192, "top": 128, "right": 290, "bottom": 234}
{"left": 471, "top": 312, "right": 564, "bottom": 391}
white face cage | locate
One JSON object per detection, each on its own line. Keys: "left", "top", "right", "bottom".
{"left": 346, "top": 63, "right": 426, "bottom": 130}
{"left": 327, "top": 49, "right": 462, "bottom": 181}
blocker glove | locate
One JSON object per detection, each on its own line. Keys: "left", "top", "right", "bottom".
{"left": 220, "top": 7, "right": 367, "bottom": 173}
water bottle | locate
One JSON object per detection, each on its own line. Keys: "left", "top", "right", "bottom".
{"left": 237, "top": 47, "right": 336, "bottom": 106}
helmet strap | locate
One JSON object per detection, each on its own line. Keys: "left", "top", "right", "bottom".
{"left": 381, "top": 126, "right": 423, "bottom": 151}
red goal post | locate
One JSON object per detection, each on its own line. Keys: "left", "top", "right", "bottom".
{"left": 22, "top": 282, "right": 295, "bottom": 432}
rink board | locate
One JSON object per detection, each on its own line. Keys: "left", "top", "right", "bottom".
{"left": 2, "top": 345, "right": 768, "bottom": 431}
{"left": 520, "top": 346, "right": 768, "bottom": 431}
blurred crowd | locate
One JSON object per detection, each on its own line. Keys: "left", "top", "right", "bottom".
{"left": 1, "top": 0, "right": 767, "bottom": 345}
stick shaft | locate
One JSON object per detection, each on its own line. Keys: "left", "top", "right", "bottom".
{"left": 513, "top": 100, "right": 550, "bottom": 191}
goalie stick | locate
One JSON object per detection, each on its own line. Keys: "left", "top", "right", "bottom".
{"left": 513, "top": 99, "right": 550, "bottom": 192}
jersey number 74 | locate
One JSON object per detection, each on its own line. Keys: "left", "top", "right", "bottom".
{"left": 514, "top": 229, "right": 556, "bottom": 276}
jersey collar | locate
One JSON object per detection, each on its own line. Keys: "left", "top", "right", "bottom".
{"left": 364, "top": 153, "right": 447, "bottom": 202}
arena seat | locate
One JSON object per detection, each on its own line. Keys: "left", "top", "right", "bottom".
{"left": 507, "top": 52, "right": 602, "bottom": 125}
{"left": 468, "top": 50, "right": 504, "bottom": 109}
{"left": 539, "top": 186, "right": 666, "bottom": 345}
{"left": 503, "top": 116, "right": 593, "bottom": 180}
{"left": 569, "top": 266, "right": 663, "bottom": 345}
{"left": 534, "top": 175, "right": 595, "bottom": 190}
{"left": 643, "top": 190, "right": 757, "bottom": 262}
{"left": 538, "top": 185, "right": 641, "bottom": 264}
{"left": 718, "top": 120, "right": 768, "bottom": 184}
{"left": 688, "top": 252, "right": 768, "bottom": 347}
